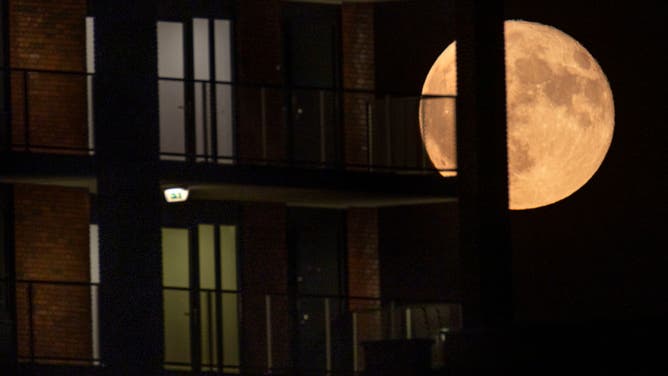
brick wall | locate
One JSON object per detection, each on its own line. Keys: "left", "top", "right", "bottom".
{"left": 341, "top": 4, "right": 375, "bottom": 167}
{"left": 347, "top": 208, "right": 380, "bottom": 370}
{"left": 13, "top": 184, "right": 91, "bottom": 362}
{"left": 240, "top": 203, "right": 290, "bottom": 372}
{"left": 347, "top": 208, "right": 380, "bottom": 306}
{"left": 9, "top": 0, "right": 88, "bottom": 152}
{"left": 235, "top": 0, "right": 286, "bottom": 163}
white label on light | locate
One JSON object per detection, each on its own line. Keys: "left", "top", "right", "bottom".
{"left": 164, "top": 188, "right": 189, "bottom": 203}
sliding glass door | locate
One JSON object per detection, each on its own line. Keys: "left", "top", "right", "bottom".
{"left": 157, "top": 17, "right": 234, "bottom": 162}
{"left": 162, "top": 224, "right": 239, "bottom": 373}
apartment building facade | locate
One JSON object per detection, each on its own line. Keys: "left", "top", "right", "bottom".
{"left": 0, "top": 1, "right": 465, "bottom": 374}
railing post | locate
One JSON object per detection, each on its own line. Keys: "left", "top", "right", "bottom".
{"left": 22, "top": 70, "right": 30, "bottom": 151}
{"left": 319, "top": 90, "right": 326, "bottom": 165}
{"left": 389, "top": 300, "right": 396, "bottom": 339}
{"left": 87, "top": 72, "right": 95, "bottom": 155}
{"left": 260, "top": 87, "right": 267, "bottom": 163}
{"left": 201, "top": 82, "right": 210, "bottom": 162}
{"left": 405, "top": 307, "right": 412, "bottom": 339}
{"left": 265, "top": 294, "right": 273, "bottom": 372}
{"left": 384, "top": 94, "right": 391, "bottom": 168}
{"left": 91, "top": 283, "right": 100, "bottom": 365}
{"left": 367, "top": 101, "right": 374, "bottom": 171}
{"left": 352, "top": 311, "right": 359, "bottom": 373}
{"left": 206, "top": 291, "right": 214, "bottom": 371}
{"left": 324, "top": 298, "right": 331, "bottom": 374}
{"left": 27, "top": 282, "right": 34, "bottom": 363}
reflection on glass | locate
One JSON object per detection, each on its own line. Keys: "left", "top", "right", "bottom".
{"left": 162, "top": 228, "right": 191, "bottom": 370}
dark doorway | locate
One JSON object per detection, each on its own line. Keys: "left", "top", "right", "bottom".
{"left": 288, "top": 208, "right": 350, "bottom": 374}
{"left": 284, "top": 4, "right": 342, "bottom": 166}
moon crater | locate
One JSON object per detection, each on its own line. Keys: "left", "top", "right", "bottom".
{"left": 419, "top": 20, "right": 615, "bottom": 210}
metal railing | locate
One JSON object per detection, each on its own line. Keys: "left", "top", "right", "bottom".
{"left": 260, "top": 293, "right": 462, "bottom": 374}
{"left": 1, "top": 67, "right": 456, "bottom": 175}
{"left": 157, "top": 77, "right": 457, "bottom": 174}
{"left": 1, "top": 68, "right": 95, "bottom": 155}
{"left": 9, "top": 279, "right": 462, "bottom": 374}
{"left": 14, "top": 279, "right": 101, "bottom": 366}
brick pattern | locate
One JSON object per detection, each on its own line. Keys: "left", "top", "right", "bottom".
{"left": 347, "top": 208, "right": 381, "bottom": 371}
{"left": 13, "top": 184, "right": 91, "bottom": 362}
{"left": 347, "top": 208, "right": 380, "bottom": 304}
{"left": 9, "top": 0, "right": 88, "bottom": 152}
{"left": 341, "top": 4, "right": 375, "bottom": 166}
{"left": 240, "top": 203, "right": 290, "bottom": 372}
{"left": 235, "top": 0, "right": 286, "bottom": 163}
{"left": 11, "top": 72, "right": 88, "bottom": 151}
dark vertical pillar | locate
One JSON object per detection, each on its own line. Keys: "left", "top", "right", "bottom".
{"left": 0, "top": 0, "right": 13, "bottom": 366}
{"left": 455, "top": 1, "right": 512, "bottom": 330}
{"left": 0, "top": 185, "right": 16, "bottom": 374}
{"left": 0, "top": 0, "right": 9, "bottom": 150}
{"left": 93, "top": 1, "right": 163, "bottom": 374}
{"left": 449, "top": 2, "right": 512, "bottom": 370}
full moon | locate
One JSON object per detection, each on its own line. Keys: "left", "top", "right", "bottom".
{"left": 419, "top": 20, "right": 615, "bottom": 210}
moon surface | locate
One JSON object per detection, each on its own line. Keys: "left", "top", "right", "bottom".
{"left": 419, "top": 20, "right": 615, "bottom": 210}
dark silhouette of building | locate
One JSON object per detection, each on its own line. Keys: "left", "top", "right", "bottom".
{"left": 0, "top": 0, "right": 666, "bottom": 375}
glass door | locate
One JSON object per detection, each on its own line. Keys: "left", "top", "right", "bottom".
{"left": 162, "top": 224, "right": 240, "bottom": 373}
{"left": 158, "top": 18, "right": 234, "bottom": 162}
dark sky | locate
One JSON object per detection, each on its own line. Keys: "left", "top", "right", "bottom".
{"left": 376, "top": 0, "right": 668, "bottom": 323}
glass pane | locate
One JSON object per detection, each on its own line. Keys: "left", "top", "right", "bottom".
{"left": 219, "top": 225, "right": 237, "bottom": 290}
{"left": 214, "top": 20, "right": 232, "bottom": 82}
{"left": 216, "top": 83, "right": 234, "bottom": 161}
{"left": 159, "top": 80, "right": 185, "bottom": 159}
{"left": 158, "top": 21, "right": 185, "bottom": 160}
{"left": 222, "top": 292, "right": 240, "bottom": 371}
{"left": 163, "top": 289, "right": 191, "bottom": 369}
{"left": 86, "top": 17, "right": 95, "bottom": 152}
{"left": 214, "top": 20, "right": 233, "bottom": 162}
{"left": 162, "top": 228, "right": 189, "bottom": 287}
{"left": 198, "top": 224, "right": 216, "bottom": 290}
{"left": 157, "top": 21, "right": 184, "bottom": 79}
{"left": 200, "top": 290, "right": 217, "bottom": 371}
{"left": 193, "top": 18, "right": 210, "bottom": 81}
{"left": 86, "top": 17, "right": 95, "bottom": 74}
{"left": 162, "top": 228, "right": 191, "bottom": 370}
{"left": 195, "top": 82, "right": 212, "bottom": 161}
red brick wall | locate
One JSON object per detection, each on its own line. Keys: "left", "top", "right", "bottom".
{"left": 9, "top": 0, "right": 88, "bottom": 152}
{"left": 342, "top": 4, "right": 375, "bottom": 166}
{"left": 14, "top": 184, "right": 91, "bottom": 363}
{"left": 347, "top": 208, "right": 380, "bottom": 370}
{"left": 347, "top": 208, "right": 380, "bottom": 305}
{"left": 235, "top": 0, "right": 286, "bottom": 163}
{"left": 240, "top": 203, "right": 290, "bottom": 372}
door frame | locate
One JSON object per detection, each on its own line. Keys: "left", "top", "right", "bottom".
{"left": 162, "top": 201, "right": 240, "bottom": 372}
{"left": 157, "top": 9, "right": 236, "bottom": 162}
{"left": 282, "top": 2, "right": 344, "bottom": 167}
{"left": 287, "top": 207, "right": 349, "bottom": 373}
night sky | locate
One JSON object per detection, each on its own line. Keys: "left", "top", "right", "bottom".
{"left": 376, "top": 0, "right": 668, "bottom": 324}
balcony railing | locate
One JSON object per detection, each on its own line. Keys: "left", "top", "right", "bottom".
{"left": 1, "top": 68, "right": 456, "bottom": 175}
{"left": 2, "top": 68, "right": 95, "bottom": 155}
{"left": 158, "top": 78, "right": 456, "bottom": 174}
{"left": 10, "top": 280, "right": 462, "bottom": 374}
{"left": 14, "top": 279, "right": 100, "bottom": 366}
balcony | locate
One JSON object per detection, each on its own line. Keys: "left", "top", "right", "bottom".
{"left": 0, "top": 68, "right": 456, "bottom": 204}
{"left": 11, "top": 279, "right": 462, "bottom": 374}
{"left": 1, "top": 68, "right": 455, "bottom": 172}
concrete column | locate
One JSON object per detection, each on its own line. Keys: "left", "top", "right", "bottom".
{"left": 455, "top": 1, "right": 512, "bottom": 331}
{"left": 93, "top": 1, "right": 163, "bottom": 374}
